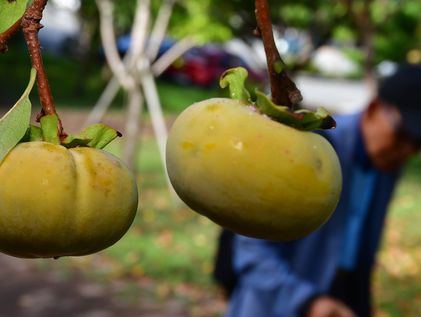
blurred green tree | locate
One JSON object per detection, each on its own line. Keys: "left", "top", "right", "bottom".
{"left": 205, "top": 0, "right": 420, "bottom": 70}
{"left": 76, "top": 0, "right": 420, "bottom": 76}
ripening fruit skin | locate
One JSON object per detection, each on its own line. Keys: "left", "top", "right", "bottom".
{"left": 0, "top": 141, "right": 138, "bottom": 258}
{"left": 166, "top": 98, "right": 342, "bottom": 240}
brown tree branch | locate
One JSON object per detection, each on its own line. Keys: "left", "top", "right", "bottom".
{"left": 96, "top": 0, "right": 136, "bottom": 90}
{"left": 0, "top": 18, "right": 22, "bottom": 53}
{"left": 356, "top": 0, "right": 376, "bottom": 91}
{"left": 21, "top": 0, "right": 64, "bottom": 136}
{"left": 255, "top": 0, "right": 302, "bottom": 109}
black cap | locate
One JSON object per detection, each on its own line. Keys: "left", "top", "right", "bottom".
{"left": 378, "top": 64, "right": 421, "bottom": 140}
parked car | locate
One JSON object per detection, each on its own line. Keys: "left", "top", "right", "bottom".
{"left": 115, "top": 35, "right": 266, "bottom": 87}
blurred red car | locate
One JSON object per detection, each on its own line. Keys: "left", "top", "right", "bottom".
{"left": 161, "top": 45, "right": 266, "bottom": 87}
{"left": 115, "top": 35, "right": 266, "bottom": 87}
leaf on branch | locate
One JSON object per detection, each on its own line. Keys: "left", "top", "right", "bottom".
{"left": 0, "top": 0, "right": 29, "bottom": 33}
{"left": 0, "top": 67, "right": 36, "bottom": 162}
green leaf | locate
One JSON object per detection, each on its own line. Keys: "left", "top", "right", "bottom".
{"left": 62, "top": 124, "right": 121, "bottom": 149}
{"left": 219, "top": 67, "right": 251, "bottom": 103}
{"left": 255, "top": 90, "right": 336, "bottom": 131}
{"left": 40, "top": 114, "right": 60, "bottom": 144}
{"left": 0, "top": 67, "right": 36, "bottom": 162}
{"left": 0, "top": 0, "right": 29, "bottom": 33}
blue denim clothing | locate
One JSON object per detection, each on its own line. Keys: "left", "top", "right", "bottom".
{"left": 224, "top": 113, "right": 399, "bottom": 317}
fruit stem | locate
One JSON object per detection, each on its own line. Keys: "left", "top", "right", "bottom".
{"left": 255, "top": 0, "right": 303, "bottom": 109}
{"left": 21, "top": 0, "right": 65, "bottom": 138}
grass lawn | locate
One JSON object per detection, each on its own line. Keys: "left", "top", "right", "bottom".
{"left": 104, "top": 139, "right": 219, "bottom": 287}
{"left": 374, "top": 155, "right": 421, "bottom": 317}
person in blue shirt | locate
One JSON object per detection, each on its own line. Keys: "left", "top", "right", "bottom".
{"left": 213, "top": 64, "right": 421, "bottom": 317}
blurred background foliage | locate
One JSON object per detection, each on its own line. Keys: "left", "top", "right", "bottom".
{"left": 74, "top": 0, "right": 421, "bottom": 67}
{"left": 78, "top": 0, "right": 420, "bottom": 63}
{"left": 1, "top": 0, "right": 419, "bottom": 107}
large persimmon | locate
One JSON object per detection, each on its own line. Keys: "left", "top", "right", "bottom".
{"left": 166, "top": 68, "right": 341, "bottom": 240}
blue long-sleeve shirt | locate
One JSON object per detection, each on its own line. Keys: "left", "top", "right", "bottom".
{"left": 224, "top": 113, "right": 399, "bottom": 317}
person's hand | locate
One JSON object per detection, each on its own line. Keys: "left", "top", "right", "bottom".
{"left": 306, "top": 296, "right": 357, "bottom": 317}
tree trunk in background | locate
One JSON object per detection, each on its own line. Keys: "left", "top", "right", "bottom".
{"left": 123, "top": 87, "right": 143, "bottom": 169}
{"left": 357, "top": 0, "right": 376, "bottom": 94}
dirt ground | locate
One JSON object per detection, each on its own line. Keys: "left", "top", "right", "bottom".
{"left": 0, "top": 253, "right": 226, "bottom": 317}
{"left": 0, "top": 254, "right": 178, "bottom": 317}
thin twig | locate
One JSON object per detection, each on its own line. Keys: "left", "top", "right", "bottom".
{"left": 147, "top": 0, "right": 177, "bottom": 60}
{"left": 122, "top": 86, "right": 143, "bottom": 169}
{"left": 96, "top": 0, "right": 135, "bottom": 90}
{"left": 87, "top": 0, "right": 186, "bottom": 125}
{"left": 126, "top": 0, "right": 151, "bottom": 63}
{"left": 21, "top": 0, "right": 64, "bottom": 136}
{"left": 151, "top": 36, "right": 195, "bottom": 76}
{"left": 85, "top": 76, "right": 120, "bottom": 125}
{"left": 0, "top": 18, "right": 22, "bottom": 53}
{"left": 255, "top": 0, "right": 302, "bottom": 109}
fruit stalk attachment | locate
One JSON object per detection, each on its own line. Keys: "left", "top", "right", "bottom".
{"left": 255, "top": 0, "right": 302, "bottom": 109}
{"left": 20, "top": 0, "right": 65, "bottom": 138}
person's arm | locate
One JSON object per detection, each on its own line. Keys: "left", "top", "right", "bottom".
{"left": 225, "top": 235, "right": 357, "bottom": 317}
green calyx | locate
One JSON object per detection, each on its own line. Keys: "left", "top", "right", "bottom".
{"left": 63, "top": 123, "right": 122, "bottom": 149}
{"left": 21, "top": 115, "right": 122, "bottom": 149}
{"left": 219, "top": 67, "right": 251, "bottom": 103}
{"left": 219, "top": 67, "right": 336, "bottom": 131}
